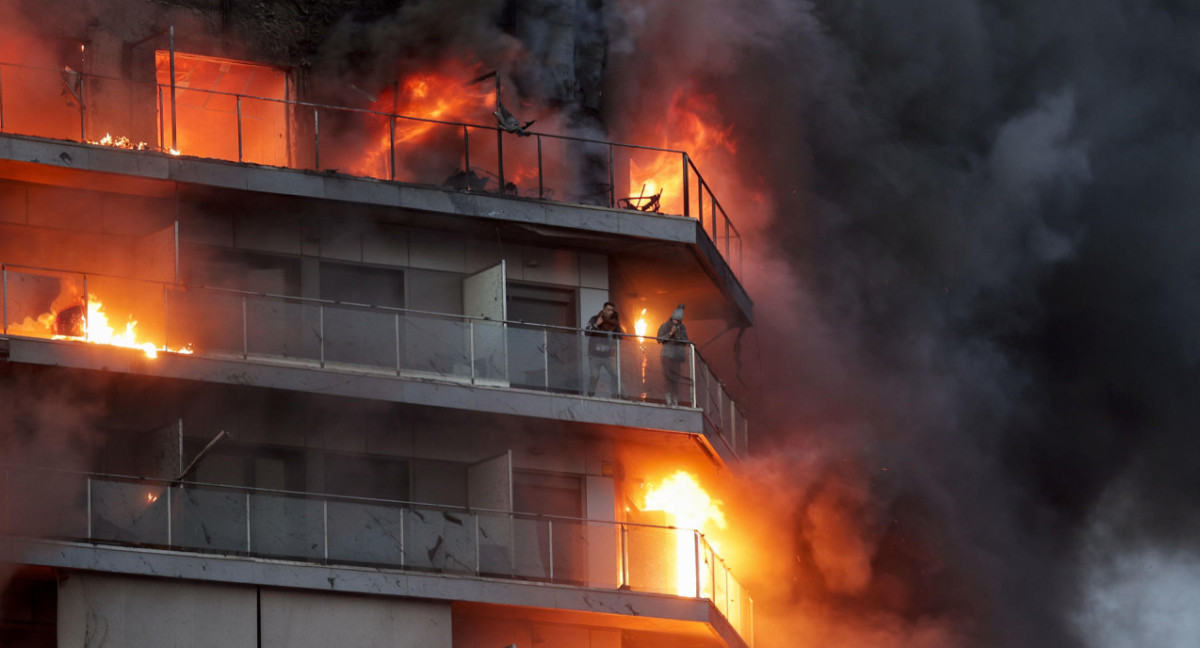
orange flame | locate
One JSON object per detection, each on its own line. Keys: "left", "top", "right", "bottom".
{"left": 349, "top": 63, "right": 496, "bottom": 179}
{"left": 627, "top": 89, "right": 737, "bottom": 217}
{"left": 634, "top": 308, "right": 648, "bottom": 339}
{"left": 87, "top": 133, "right": 153, "bottom": 151}
{"left": 9, "top": 292, "right": 193, "bottom": 359}
{"left": 82, "top": 295, "right": 161, "bottom": 358}
{"left": 642, "top": 470, "right": 727, "bottom": 596}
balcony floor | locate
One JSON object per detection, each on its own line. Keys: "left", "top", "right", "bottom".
{"left": 0, "top": 335, "right": 737, "bottom": 467}
{"left": 0, "top": 535, "right": 749, "bottom": 648}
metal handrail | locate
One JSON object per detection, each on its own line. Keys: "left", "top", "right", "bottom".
{"left": 0, "top": 464, "right": 753, "bottom": 645}
{"left": 0, "top": 263, "right": 749, "bottom": 456}
{"left": 0, "top": 59, "right": 744, "bottom": 274}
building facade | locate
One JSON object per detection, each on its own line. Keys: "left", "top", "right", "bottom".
{"left": 0, "top": 10, "right": 753, "bottom": 648}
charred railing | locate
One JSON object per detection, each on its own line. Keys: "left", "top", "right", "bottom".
{"left": 0, "top": 264, "right": 749, "bottom": 458}
{"left": 0, "top": 465, "right": 754, "bottom": 645}
{"left": 0, "top": 60, "right": 743, "bottom": 275}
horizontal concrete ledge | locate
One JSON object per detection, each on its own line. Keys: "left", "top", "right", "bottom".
{"left": 5, "top": 336, "right": 741, "bottom": 447}
{"left": 0, "top": 134, "right": 692, "bottom": 240}
{"left": 0, "top": 537, "right": 747, "bottom": 648}
{"left": 0, "top": 134, "right": 752, "bottom": 325}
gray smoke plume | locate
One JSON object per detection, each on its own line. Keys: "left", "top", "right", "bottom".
{"left": 656, "top": 0, "right": 1200, "bottom": 646}
{"left": 1, "top": 0, "right": 1196, "bottom": 645}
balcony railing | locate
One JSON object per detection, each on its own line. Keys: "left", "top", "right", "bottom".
{"left": 0, "top": 466, "right": 753, "bottom": 645}
{"left": 0, "top": 264, "right": 749, "bottom": 457}
{"left": 0, "top": 60, "right": 743, "bottom": 275}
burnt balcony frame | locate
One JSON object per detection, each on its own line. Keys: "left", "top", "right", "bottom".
{"left": 0, "top": 60, "right": 743, "bottom": 276}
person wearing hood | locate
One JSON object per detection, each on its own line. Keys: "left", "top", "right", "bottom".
{"left": 656, "top": 304, "right": 690, "bottom": 406}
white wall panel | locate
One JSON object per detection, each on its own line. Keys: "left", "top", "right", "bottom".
{"left": 58, "top": 573, "right": 256, "bottom": 648}
{"left": 260, "top": 589, "right": 451, "bottom": 648}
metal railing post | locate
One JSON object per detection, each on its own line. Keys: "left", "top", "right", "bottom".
{"left": 462, "top": 126, "right": 470, "bottom": 178}
{"left": 389, "top": 116, "right": 396, "bottom": 181}
{"left": 694, "top": 531, "right": 702, "bottom": 598}
{"left": 614, "top": 337, "right": 622, "bottom": 399}
{"left": 323, "top": 498, "right": 329, "bottom": 562}
{"left": 682, "top": 153, "right": 690, "bottom": 219}
{"left": 547, "top": 519, "right": 554, "bottom": 581}
{"left": 2, "top": 267, "right": 7, "bottom": 335}
{"left": 608, "top": 144, "right": 615, "bottom": 207}
{"left": 724, "top": 214, "right": 731, "bottom": 259}
{"left": 85, "top": 477, "right": 92, "bottom": 538}
{"left": 688, "top": 344, "right": 697, "bottom": 407}
{"left": 318, "top": 304, "right": 325, "bottom": 368}
{"left": 241, "top": 296, "right": 248, "bottom": 359}
{"left": 620, "top": 522, "right": 629, "bottom": 588}
{"left": 78, "top": 71, "right": 86, "bottom": 142}
{"left": 394, "top": 312, "right": 402, "bottom": 375}
{"left": 474, "top": 514, "right": 481, "bottom": 575}
{"left": 157, "top": 85, "right": 164, "bottom": 150}
{"left": 236, "top": 96, "right": 243, "bottom": 162}
{"left": 245, "top": 491, "right": 252, "bottom": 551}
{"left": 543, "top": 329, "right": 550, "bottom": 389}
{"left": 399, "top": 505, "right": 406, "bottom": 568}
{"left": 468, "top": 320, "right": 476, "bottom": 384}
{"left": 710, "top": 191, "right": 717, "bottom": 238}
{"left": 82, "top": 275, "right": 89, "bottom": 340}
{"left": 169, "top": 26, "right": 178, "bottom": 152}
{"left": 3, "top": 469, "right": 9, "bottom": 533}
{"left": 537, "top": 135, "right": 544, "bottom": 198}
{"left": 162, "top": 283, "right": 169, "bottom": 351}
{"left": 166, "top": 485, "right": 172, "bottom": 547}
{"left": 313, "top": 108, "right": 320, "bottom": 170}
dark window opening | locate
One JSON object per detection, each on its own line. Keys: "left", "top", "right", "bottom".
{"left": 324, "top": 453, "right": 410, "bottom": 501}
{"left": 0, "top": 566, "right": 56, "bottom": 648}
{"left": 319, "top": 261, "right": 404, "bottom": 309}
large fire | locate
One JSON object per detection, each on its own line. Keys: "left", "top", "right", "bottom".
{"left": 348, "top": 63, "right": 498, "bottom": 179}
{"left": 9, "top": 294, "right": 192, "bottom": 359}
{"left": 642, "top": 470, "right": 728, "bottom": 596}
{"left": 627, "top": 88, "right": 738, "bottom": 217}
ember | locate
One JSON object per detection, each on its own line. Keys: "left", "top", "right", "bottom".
{"left": 86, "top": 133, "right": 153, "bottom": 151}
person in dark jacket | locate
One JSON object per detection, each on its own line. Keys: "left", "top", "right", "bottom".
{"left": 656, "top": 304, "right": 689, "bottom": 406}
{"left": 585, "top": 301, "right": 624, "bottom": 397}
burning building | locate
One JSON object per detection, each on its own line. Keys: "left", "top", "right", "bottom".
{"left": 0, "top": 2, "right": 755, "bottom": 648}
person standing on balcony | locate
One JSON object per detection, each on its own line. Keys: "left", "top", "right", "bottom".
{"left": 585, "top": 302, "right": 624, "bottom": 397}
{"left": 657, "top": 304, "right": 690, "bottom": 406}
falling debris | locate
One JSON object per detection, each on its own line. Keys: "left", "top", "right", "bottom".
{"left": 493, "top": 100, "right": 535, "bottom": 136}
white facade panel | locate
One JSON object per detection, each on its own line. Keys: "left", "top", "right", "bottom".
{"left": 410, "top": 228, "right": 466, "bottom": 273}
{"left": 362, "top": 224, "right": 410, "bottom": 267}
{"left": 578, "top": 252, "right": 609, "bottom": 289}
{"left": 259, "top": 590, "right": 452, "bottom": 648}
{"left": 579, "top": 287, "right": 610, "bottom": 330}
{"left": 58, "top": 573, "right": 256, "bottom": 648}
{"left": 319, "top": 219, "right": 363, "bottom": 261}
{"left": 522, "top": 246, "right": 579, "bottom": 286}
{"left": 235, "top": 214, "right": 302, "bottom": 254}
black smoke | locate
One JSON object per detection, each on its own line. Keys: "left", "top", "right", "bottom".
{"left": 679, "top": 0, "right": 1200, "bottom": 646}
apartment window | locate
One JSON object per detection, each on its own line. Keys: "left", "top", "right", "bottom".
{"left": 507, "top": 283, "right": 577, "bottom": 327}
{"left": 319, "top": 261, "right": 405, "bottom": 309}
{"left": 323, "top": 453, "right": 410, "bottom": 501}
{"left": 0, "top": 567, "right": 56, "bottom": 648}
{"left": 513, "top": 471, "right": 586, "bottom": 584}
{"left": 185, "top": 440, "right": 306, "bottom": 491}
{"left": 513, "top": 471, "right": 583, "bottom": 517}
